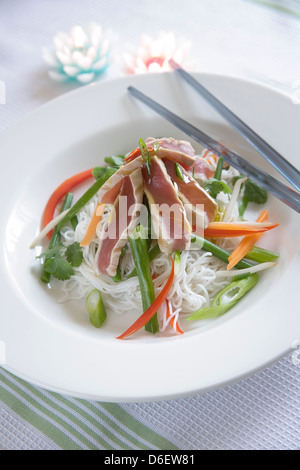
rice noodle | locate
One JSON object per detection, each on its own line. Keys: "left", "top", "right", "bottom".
{"left": 223, "top": 176, "right": 247, "bottom": 222}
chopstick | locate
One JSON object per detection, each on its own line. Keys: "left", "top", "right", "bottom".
{"left": 127, "top": 85, "right": 300, "bottom": 214}
{"left": 169, "top": 59, "right": 300, "bottom": 193}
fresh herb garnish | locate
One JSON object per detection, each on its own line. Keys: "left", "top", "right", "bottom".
{"left": 232, "top": 175, "right": 267, "bottom": 216}
{"left": 65, "top": 241, "right": 83, "bottom": 267}
{"left": 40, "top": 192, "right": 75, "bottom": 284}
{"left": 204, "top": 178, "right": 232, "bottom": 199}
{"left": 92, "top": 166, "right": 109, "bottom": 180}
{"left": 37, "top": 242, "right": 64, "bottom": 260}
{"left": 38, "top": 241, "right": 83, "bottom": 281}
{"left": 43, "top": 253, "right": 75, "bottom": 281}
{"left": 104, "top": 155, "right": 125, "bottom": 167}
{"left": 203, "top": 156, "right": 231, "bottom": 198}
{"left": 92, "top": 156, "right": 124, "bottom": 180}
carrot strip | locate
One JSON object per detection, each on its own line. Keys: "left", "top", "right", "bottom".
{"left": 116, "top": 259, "right": 175, "bottom": 339}
{"left": 166, "top": 300, "right": 184, "bottom": 335}
{"left": 204, "top": 221, "right": 278, "bottom": 238}
{"left": 80, "top": 203, "right": 105, "bottom": 247}
{"left": 42, "top": 169, "right": 94, "bottom": 238}
{"left": 202, "top": 150, "right": 218, "bottom": 163}
{"left": 227, "top": 210, "right": 269, "bottom": 270}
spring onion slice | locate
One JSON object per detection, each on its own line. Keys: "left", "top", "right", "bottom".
{"left": 187, "top": 273, "right": 259, "bottom": 321}
{"left": 139, "top": 138, "right": 151, "bottom": 175}
{"left": 245, "top": 246, "right": 279, "bottom": 263}
{"left": 85, "top": 288, "right": 107, "bottom": 328}
{"left": 174, "top": 250, "right": 181, "bottom": 275}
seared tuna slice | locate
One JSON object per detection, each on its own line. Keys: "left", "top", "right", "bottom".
{"left": 96, "top": 168, "right": 143, "bottom": 276}
{"left": 98, "top": 156, "right": 144, "bottom": 204}
{"left": 186, "top": 156, "right": 215, "bottom": 184}
{"left": 145, "top": 137, "right": 195, "bottom": 167}
{"left": 142, "top": 156, "right": 191, "bottom": 254}
{"left": 163, "top": 158, "right": 217, "bottom": 233}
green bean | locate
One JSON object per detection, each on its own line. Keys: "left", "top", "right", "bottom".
{"left": 192, "top": 234, "right": 253, "bottom": 269}
{"left": 129, "top": 225, "right": 159, "bottom": 334}
{"left": 112, "top": 246, "right": 127, "bottom": 283}
{"left": 92, "top": 166, "right": 109, "bottom": 180}
{"left": 127, "top": 243, "right": 161, "bottom": 279}
{"left": 214, "top": 156, "right": 224, "bottom": 180}
{"left": 244, "top": 246, "right": 279, "bottom": 263}
{"left": 112, "top": 263, "right": 122, "bottom": 283}
{"left": 104, "top": 155, "right": 125, "bottom": 167}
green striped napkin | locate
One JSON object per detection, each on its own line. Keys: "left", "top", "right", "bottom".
{"left": 250, "top": 0, "right": 300, "bottom": 18}
{"left": 0, "top": 368, "right": 178, "bottom": 450}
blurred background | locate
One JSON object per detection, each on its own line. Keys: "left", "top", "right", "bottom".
{"left": 1, "top": 0, "right": 300, "bottom": 132}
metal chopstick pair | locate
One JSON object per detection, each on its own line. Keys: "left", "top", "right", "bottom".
{"left": 169, "top": 59, "right": 300, "bottom": 193}
{"left": 127, "top": 67, "right": 300, "bottom": 214}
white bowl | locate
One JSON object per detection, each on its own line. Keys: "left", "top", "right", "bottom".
{"left": 0, "top": 72, "right": 299, "bottom": 401}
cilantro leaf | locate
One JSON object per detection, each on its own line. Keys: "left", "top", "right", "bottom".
{"left": 43, "top": 253, "right": 74, "bottom": 280}
{"left": 36, "top": 242, "right": 64, "bottom": 260}
{"left": 92, "top": 166, "right": 108, "bottom": 180}
{"left": 104, "top": 155, "right": 125, "bottom": 168}
{"left": 204, "top": 178, "right": 232, "bottom": 199}
{"left": 232, "top": 176, "right": 267, "bottom": 216}
{"left": 243, "top": 180, "right": 267, "bottom": 205}
{"left": 65, "top": 242, "right": 83, "bottom": 267}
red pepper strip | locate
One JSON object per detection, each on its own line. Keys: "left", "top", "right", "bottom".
{"left": 166, "top": 300, "right": 184, "bottom": 335}
{"left": 124, "top": 147, "right": 141, "bottom": 163}
{"left": 179, "top": 162, "right": 192, "bottom": 171}
{"left": 116, "top": 259, "right": 175, "bottom": 339}
{"left": 124, "top": 145, "right": 154, "bottom": 163}
{"left": 42, "top": 168, "right": 94, "bottom": 238}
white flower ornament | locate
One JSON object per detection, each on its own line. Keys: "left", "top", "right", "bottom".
{"left": 123, "top": 32, "right": 194, "bottom": 74}
{"left": 43, "top": 23, "right": 117, "bottom": 83}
